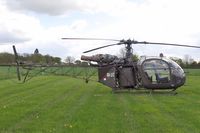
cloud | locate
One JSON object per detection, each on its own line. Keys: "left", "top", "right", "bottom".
{"left": 0, "top": 28, "right": 30, "bottom": 44}
{"left": 5, "top": 0, "right": 85, "bottom": 15}
{"left": 1, "top": 0, "right": 200, "bottom": 61}
{"left": 0, "top": 2, "right": 43, "bottom": 44}
{"left": 4, "top": 0, "right": 145, "bottom": 15}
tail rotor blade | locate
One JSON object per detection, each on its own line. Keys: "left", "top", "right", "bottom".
{"left": 12, "top": 45, "right": 21, "bottom": 81}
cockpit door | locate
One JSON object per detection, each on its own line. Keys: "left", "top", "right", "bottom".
{"left": 142, "top": 59, "right": 170, "bottom": 85}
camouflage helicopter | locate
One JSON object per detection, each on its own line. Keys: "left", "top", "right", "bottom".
{"left": 62, "top": 37, "right": 200, "bottom": 92}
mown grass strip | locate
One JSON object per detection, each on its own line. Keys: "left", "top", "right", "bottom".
{"left": 0, "top": 72, "right": 200, "bottom": 133}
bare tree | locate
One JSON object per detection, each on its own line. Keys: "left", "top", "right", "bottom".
{"left": 118, "top": 48, "right": 126, "bottom": 58}
{"left": 183, "top": 54, "right": 193, "bottom": 64}
{"left": 65, "top": 56, "right": 75, "bottom": 64}
{"left": 118, "top": 47, "right": 139, "bottom": 61}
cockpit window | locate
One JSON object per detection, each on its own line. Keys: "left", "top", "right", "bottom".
{"left": 166, "top": 59, "right": 185, "bottom": 78}
{"left": 143, "top": 59, "right": 170, "bottom": 84}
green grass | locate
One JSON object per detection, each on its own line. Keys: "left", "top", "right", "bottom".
{"left": 0, "top": 66, "right": 16, "bottom": 80}
{"left": 0, "top": 68, "right": 200, "bottom": 132}
{"left": 184, "top": 68, "right": 200, "bottom": 76}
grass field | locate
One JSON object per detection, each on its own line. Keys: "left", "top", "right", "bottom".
{"left": 0, "top": 68, "right": 200, "bottom": 132}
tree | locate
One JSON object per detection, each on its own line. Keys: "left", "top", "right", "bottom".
{"left": 75, "top": 60, "right": 81, "bottom": 65}
{"left": 183, "top": 54, "right": 194, "bottom": 65}
{"left": 44, "top": 55, "right": 53, "bottom": 64}
{"left": 118, "top": 48, "right": 126, "bottom": 58}
{"left": 169, "top": 57, "right": 184, "bottom": 67}
{"left": 81, "top": 61, "right": 89, "bottom": 66}
{"left": 34, "top": 48, "right": 39, "bottom": 54}
{"left": 53, "top": 57, "right": 61, "bottom": 64}
{"left": 0, "top": 52, "right": 14, "bottom": 64}
{"left": 132, "top": 54, "right": 139, "bottom": 61}
{"left": 32, "top": 54, "right": 44, "bottom": 64}
{"left": 118, "top": 48, "right": 139, "bottom": 61}
{"left": 191, "top": 61, "right": 198, "bottom": 68}
{"left": 65, "top": 56, "right": 75, "bottom": 64}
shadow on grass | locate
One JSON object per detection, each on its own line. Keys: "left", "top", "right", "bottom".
{"left": 111, "top": 89, "right": 178, "bottom": 96}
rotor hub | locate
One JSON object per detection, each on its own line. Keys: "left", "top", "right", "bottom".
{"left": 121, "top": 39, "right": 133, "bottom": 62}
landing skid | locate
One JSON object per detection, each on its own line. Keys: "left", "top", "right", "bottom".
{"left": 149, "top": 89, "right": 178, "bottom": 95}
{"left": 111, "top": 88, "right": 178, "bottom": 95}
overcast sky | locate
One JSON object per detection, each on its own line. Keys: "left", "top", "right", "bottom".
{"left": 0, "top": 0, "right": 200, "bottom": 61}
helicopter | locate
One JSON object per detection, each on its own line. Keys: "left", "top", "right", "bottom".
{"left": 62, "top": 37, "right": 200, "bottom": 92}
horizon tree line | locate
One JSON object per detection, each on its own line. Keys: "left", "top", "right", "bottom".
{"left": 0, "top": 51, "right": 199, "bottom": 68}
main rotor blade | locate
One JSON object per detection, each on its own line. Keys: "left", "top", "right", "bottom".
{"left": 83, "top": 43, "right": 123, "bottom": 53}
{"left": 61, "top": 37, "right": 120, "bottom": 42}
{"left": 136, "top": 41, "right": 200, "bottom": 48}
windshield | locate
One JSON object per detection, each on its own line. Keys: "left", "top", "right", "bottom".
{"left": 165, "top": 58, "right": 185, "bottom": 77}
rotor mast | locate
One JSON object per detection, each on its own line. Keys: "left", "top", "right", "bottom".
{"left": 123, "top": 39, "right": 133, "bottom": 62}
